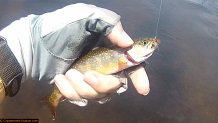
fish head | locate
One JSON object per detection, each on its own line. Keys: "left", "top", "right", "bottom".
{"left": 126, "top": 38, "right": 160, "bottom": 63}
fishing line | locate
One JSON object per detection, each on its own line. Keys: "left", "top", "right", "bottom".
{"left": 154, "top": 0, "right": 163, "bottom": 39}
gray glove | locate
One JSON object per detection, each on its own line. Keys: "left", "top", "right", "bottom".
{"left": 30, "top": 3, "right": 121, "bottom": 82}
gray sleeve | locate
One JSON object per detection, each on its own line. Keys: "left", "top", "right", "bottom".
{"left": 29, "top": 3, "right": 120, "bottom": 82}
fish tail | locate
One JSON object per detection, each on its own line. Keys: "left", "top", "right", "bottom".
{"left": 40, "top": 86, "right": 64, "bottom": 120}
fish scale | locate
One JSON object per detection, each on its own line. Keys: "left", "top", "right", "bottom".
{"left": 73, "top": 47, "right": 125, "bottom": 74}
{"left": 41, "top": 38, "right": 160, "bottom": 120}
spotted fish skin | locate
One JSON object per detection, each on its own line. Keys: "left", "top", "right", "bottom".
{"left": 72, "top": 47, "right": 128, "bottom": 74}
{"left": 41, "top": 38, "right": 160, "bottom": 120}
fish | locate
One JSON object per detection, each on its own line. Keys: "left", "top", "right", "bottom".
{"left": 41, "top": 38, "right": 160, "bottom": 120}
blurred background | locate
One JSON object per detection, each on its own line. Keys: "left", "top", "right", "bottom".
{"left": 0, "top": 0, "right": 218, "bottom": 123}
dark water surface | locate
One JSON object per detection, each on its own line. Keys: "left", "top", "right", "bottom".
{"left": 0, "top": 0, "right": 218, "bottom": 123}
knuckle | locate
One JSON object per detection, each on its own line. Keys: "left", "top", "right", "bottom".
{"left": 54, "top": 74, "right": 65, "bottom": 82}
{"left": 65, "top": 69, "right": 77, "bottom": 77}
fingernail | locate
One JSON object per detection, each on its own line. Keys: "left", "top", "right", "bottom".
{"left": 122, "top": 31, "right": 134, "bottom": 46}
{"left": 84, "top": 72, "right": 98, "bottom": 85}
{"left": 142, "top": 88, "right": 150, "bottom": 96}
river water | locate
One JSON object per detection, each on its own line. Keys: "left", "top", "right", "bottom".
{"left": 0, "top": 0, "right": 218, "bottom": 123}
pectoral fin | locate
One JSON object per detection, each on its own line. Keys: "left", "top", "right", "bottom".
{"left": 113, "top": 71, "right": 128, "bottom": 94}
{"left": 118, "top": 55, "right": 128, "bottom": 65}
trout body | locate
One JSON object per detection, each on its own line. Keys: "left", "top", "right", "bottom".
{"left": 73, "top": 47, "right": 133, "bottom": 74}
{"left": 41, "top": 38, "right": 160, "bottom": 120}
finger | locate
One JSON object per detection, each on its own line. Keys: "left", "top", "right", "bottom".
{"left": 129, "top": 66, "right": 150, "bottom": 95}
{"left": 54, "top": 74, "right": 82, "bottom": 101}
{"left": 107, "top": 21, "right": 133, "bottom": 48}
{"left": 65, "top": 69, "right": 105, "bottom": 99}
{"left": 84, "top": 70, "right": 122, "bottom": 94}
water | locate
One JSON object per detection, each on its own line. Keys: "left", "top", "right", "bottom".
{"left": 0, "top": 0, "right": 218, "bottom": 123}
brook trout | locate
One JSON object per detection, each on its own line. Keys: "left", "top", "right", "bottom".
{"left": 41, "top": 38, "right": 160, "bottom": 120}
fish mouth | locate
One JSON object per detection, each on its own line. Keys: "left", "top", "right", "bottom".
{"left": 125, "top": 51, "right": 137, "bottom": 63}
{"left": 125, "top": 51, "right": 153, "bottom": 64}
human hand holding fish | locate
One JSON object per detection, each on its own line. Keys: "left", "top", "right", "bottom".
{"left": 54, "top": 22, "right": 151, "bottom": 103}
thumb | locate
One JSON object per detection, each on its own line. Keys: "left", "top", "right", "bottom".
{"left": 129, "top": 66, "right": 150, "bottom": 95}
{"left": 107, "top": 22, "right": 134, "bottom": 48}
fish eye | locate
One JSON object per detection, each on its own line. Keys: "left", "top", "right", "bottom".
{"left": 142, "top": 41, "right": 147, "bottom": 45}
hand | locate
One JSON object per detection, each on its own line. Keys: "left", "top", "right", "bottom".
{"left": 55, "top": 22, "right": 150, "bottom": 103}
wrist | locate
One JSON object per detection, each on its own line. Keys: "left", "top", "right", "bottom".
{"left": 0, "top": 36, "right": 23, "bottom": 98}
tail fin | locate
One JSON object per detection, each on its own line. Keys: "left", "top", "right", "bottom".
{"left": 41, "top": 86, "right": 64, "bottom": 120}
